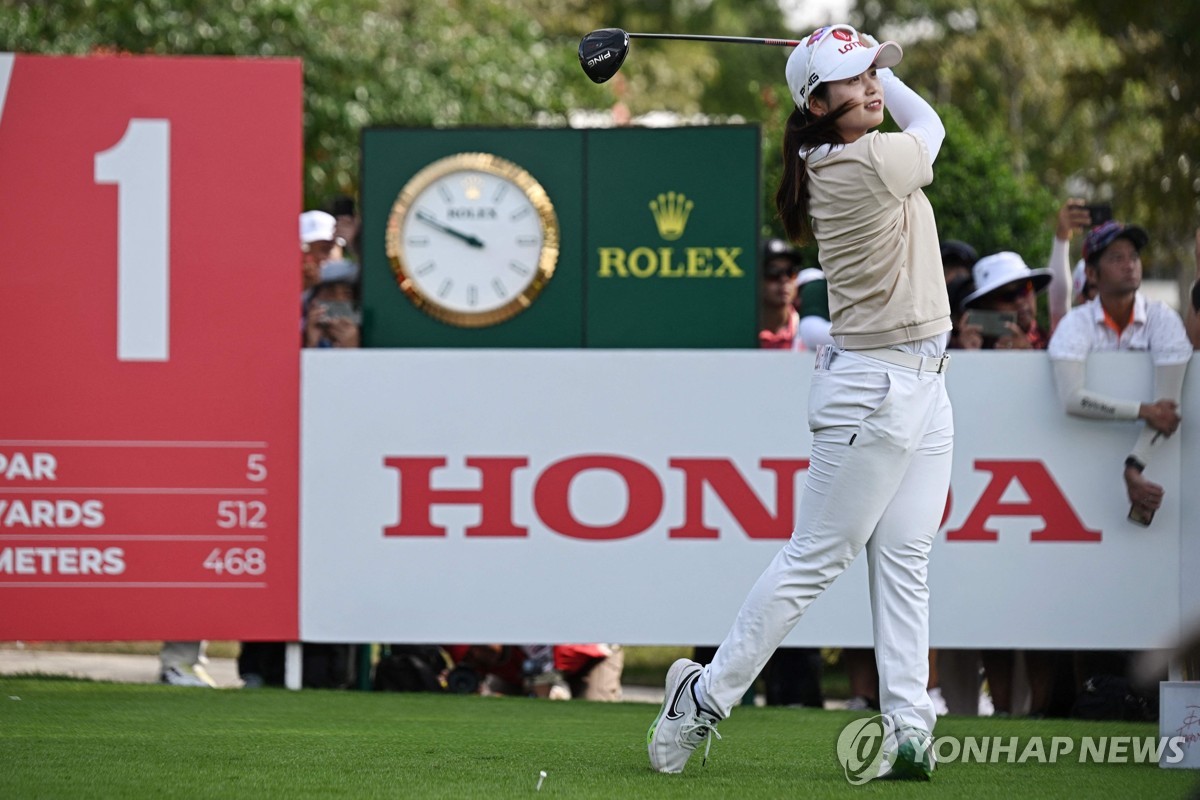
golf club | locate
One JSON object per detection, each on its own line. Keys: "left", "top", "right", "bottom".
{"left": 579, "top": 28, "right": 802, "bottom": 84}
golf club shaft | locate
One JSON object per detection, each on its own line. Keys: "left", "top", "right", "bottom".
{"left": 628, "top": 32, "right": 800, "bottom": 47}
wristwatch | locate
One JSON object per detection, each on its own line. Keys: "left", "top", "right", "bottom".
{"left": 385, "top": 152, "right": 559, "bottom": 327}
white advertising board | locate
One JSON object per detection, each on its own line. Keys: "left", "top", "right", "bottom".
{"left": 301, "top": 350, "right": 1196, "bottom": 649}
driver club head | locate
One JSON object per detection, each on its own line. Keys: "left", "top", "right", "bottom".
{"left": 579, "top": 28, "right": 629, "bottom": 84}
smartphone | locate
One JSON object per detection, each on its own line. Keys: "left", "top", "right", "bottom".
{"left": 1084, "top": 203, "right": 1113, "bottom": 226}
{"left": 1128, "top": 503, "right": 1155, "bottom": 527}
{"left": 968, "top": 309, "right": 1017, "bottom": 339}
{"left": 319, "top": 300, "right": 362, "bottom": 326}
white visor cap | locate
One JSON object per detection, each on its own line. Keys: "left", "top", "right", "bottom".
{"left": 785, "top": 24, "right": 903, "bottom": 111}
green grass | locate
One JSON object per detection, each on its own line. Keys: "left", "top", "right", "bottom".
{"left": 1, "top": 677, "right": 1195, "bottom": 799}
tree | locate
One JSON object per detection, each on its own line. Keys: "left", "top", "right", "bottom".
{"left": 854, "top": 0, "right": 1198, "bottom": 280}
{"left": 926, "top": 106, "right": 1057, "bottom": 263}
{"left": 0, "top": 0, "right": 609, "bottom": 207}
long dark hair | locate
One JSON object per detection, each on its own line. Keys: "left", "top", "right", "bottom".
{"left": 774, "top": 86, "right": 856, "bottom": 244}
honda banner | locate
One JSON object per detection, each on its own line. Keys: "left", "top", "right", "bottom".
{"left": 301, "top": 350, "right": 1198, "bottom": 649}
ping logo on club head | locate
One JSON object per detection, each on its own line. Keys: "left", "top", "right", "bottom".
{"left": 587, "top": 51, "right": 612, "bottom": 67}
{"left": 836, "top": 715, "right": 889, "bottom": 785}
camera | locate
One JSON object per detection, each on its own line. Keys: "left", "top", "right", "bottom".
{"left": 1082, "top": 202, "right": 1112, "bottom": 226}
{"left": 968, "top": 309, "right": 1017, "bottom": 339}
{"left": 318, "top": 300, "right": 362, "bottom": 326}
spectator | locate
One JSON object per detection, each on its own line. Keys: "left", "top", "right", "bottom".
{"left": 940, "top": 239, "right": 977, "bottom": 285}
{"left": 1048, "top": 219, "right": 1192, "bottom": 519}
{"left": 159, "top": 640, "right": 215, "bottom": 687}
{"left": 945, "top": 273, "right": 976, "bottom": 350}
{"left": 300, "top": 209, "right": 344, "bottom": 294}
{"left": 1048, "top": 220, "right": 1192, "bottom": 716}
{"left": 958, "top": 252, "right": 1052, "bottom": 350}
{"left": 759, "top": 238, "right": 804, "bottom": 350}
{"left": 303, "top": 259, "right": 362, "bottom": 349}
{"left": 1044, "top": 200, "right": 1096, "bottom": 331}
{"left": 941, "top": 240, "right": 978, "bottom": 349}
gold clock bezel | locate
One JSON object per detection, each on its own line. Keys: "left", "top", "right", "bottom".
{"left": 385, "top": 152, "right": 560, "bottom": 328}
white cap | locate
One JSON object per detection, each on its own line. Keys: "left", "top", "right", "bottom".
{"left": 300, "top": 210, "right": 337, "bottom": 245}
{"left": 962, "top": 251, "right": 1053, "bottom": 308}
{"left": 785, "top": 24, "right": 903, "bottom": 111}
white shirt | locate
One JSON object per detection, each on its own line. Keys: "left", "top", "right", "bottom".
{"left": 1048, "top": 293, "right": 1192, "bottom": 366}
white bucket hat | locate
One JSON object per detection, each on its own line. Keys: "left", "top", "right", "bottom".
{"left": 785, "top": 24, "right": 903, "bottom": 111}
{"left": 962, "top": 251, "right": 1052, "bottom": 308}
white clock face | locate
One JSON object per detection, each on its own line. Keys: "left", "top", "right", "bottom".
{"left": 386, "top": 153, "right": 559, "bottom": 327}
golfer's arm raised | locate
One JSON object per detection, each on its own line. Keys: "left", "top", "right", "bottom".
{"left": 876, "top": 67, "right": 944, "bottom": 160}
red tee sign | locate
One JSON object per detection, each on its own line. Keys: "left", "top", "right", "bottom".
{"left": 0, "top": 54, "right": 301, "bottom": 640}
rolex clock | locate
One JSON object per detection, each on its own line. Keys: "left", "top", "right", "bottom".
{"left": 385, "top": 152, "right": 560, "bottom": 327}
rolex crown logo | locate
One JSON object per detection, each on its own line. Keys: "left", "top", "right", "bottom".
{"left": 462, "top": 174, "right": 484, "bottom": 201}
{"left": 649, "top": 191, "right": 694, "bottom": 241}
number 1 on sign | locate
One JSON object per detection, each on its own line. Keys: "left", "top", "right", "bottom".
{"left": 94, "top": 119, "right": 171, "bottom": 362}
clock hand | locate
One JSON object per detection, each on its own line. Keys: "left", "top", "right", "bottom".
{"left": 415, "top": 210, "right": 484, "bottom": 248}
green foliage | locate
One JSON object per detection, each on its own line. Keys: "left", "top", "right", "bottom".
{"left": 1, "top": 0, "right": 1193, "bottom": 277}
{"left": 856, "top": 0, "right": 1198, "bottom": 279}
{"left": 928, "top": 106, "right": 1057, "bottom": 264}
{"left": 0, "top": 0, "right": 609, "bottom": 208}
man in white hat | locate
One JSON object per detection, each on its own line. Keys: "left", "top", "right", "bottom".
{"left": 300, "top": 209, "right": 344, "bottom": 293}
{"left": 959, "top": 251, "right": 1053, "bottom": 349}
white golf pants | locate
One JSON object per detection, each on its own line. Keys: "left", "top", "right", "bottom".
{"left": 698, "top": 337, "right": 953, "bottom": 733}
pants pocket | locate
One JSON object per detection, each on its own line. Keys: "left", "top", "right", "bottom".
{"left": 808, "top": 364, "right": 892, "bottom": 433}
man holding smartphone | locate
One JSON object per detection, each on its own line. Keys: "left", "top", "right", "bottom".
{"left": 1047, "top": 220, "right": 1192, "bottom": 525}
{"left": 303, "top": 258, "right": 362, "bottom": 349}
{"left": 957, "top": 251, "right": 1053, "bottom": 350}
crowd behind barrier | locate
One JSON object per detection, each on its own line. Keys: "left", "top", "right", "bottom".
{"left": 157, "top": 186, "right": 1199, "bottom": 720}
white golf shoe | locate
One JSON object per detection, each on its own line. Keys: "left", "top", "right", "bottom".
{"left": 647, "top": 658, "right": 722, "bottom": 773}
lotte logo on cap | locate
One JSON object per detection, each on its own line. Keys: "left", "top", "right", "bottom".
{"left": 832, "top": 29, "right": 853, "bottom": 41}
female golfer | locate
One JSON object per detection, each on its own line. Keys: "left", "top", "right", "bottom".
{"left": 649, "top": 24, "right": 952, "bottom": 780}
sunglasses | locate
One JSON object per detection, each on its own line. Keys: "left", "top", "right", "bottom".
{"left": 765, "top": 267, "right": 799, "bottom": 281}
{"left": 992, "top": 280, "right": 1034, "bottom": 303}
